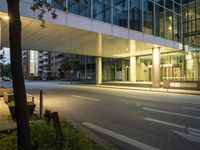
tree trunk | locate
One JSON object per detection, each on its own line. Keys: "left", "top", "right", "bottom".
{"left": 7, "top": 0, "right": 32, "bottom": 149}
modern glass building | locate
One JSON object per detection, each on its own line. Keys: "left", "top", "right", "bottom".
{"left": 0, "top": 0, "right": 199, "bottom": 88}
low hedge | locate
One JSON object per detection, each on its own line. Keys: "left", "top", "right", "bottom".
{"left": 0, "top": 121, "right": 107, "bottom": 150}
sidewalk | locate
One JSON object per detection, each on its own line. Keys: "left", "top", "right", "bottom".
{"left": 0, "top": 98, "right": 16, "bottom": 131}
{"left": 96, "top": 85, "right": 200, "bottom": 95}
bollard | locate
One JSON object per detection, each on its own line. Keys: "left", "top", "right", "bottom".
{"left": 40, "top": 90, "right": 43, "bottom": 119}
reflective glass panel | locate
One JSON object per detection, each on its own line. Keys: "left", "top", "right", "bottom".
{"left": 165, "top": 0, "right": 173, "bottom": 10}
{"left": 68, "top": 0, "right": 91, "bottom": 18}
{"left": 166, "top": 10, "right": 173, "bottom": 40}
{"left": 154, "top": 0, "right": 164, "bottom": 6}
{"left": 113, "top": 0, "right": 128, "bottom": 28}
{"left": 174, "top": 0, "right": 181, "bottom": 4}
{"left": 143, "top": 0, "right": 154, "bottom": 34}
{"left": 130, "top": 0, "right": 142, "bottom": 31}
{"left": 51, "top": 0, "right": 66, "bottom": 11}
{"left": 174, "top": 3, "right": 181, "bottom": 14}
{"left": 174, "top": 14, "right": 181, "bottom": 41}
{"left": 155, "top": 5, "right": 165, "bottom": 37}
{"left": 93, "top": 0, "right": 111, "bottom": 23}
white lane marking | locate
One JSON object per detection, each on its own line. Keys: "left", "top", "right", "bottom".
{"left": 172, "top": 130, "right": 200, "bottom": 143}
{"left": 144, "top": 117, "right": 185, "bottom": 129}
{"left": 182, "top": 106, "right": 200, "bottom": 111}
{"left": 188, "top": 128, "right": 200, "bottom": 133}
{"left": 82, "top": 122, "right": 160, "bottom": 150}
{"left": 143, "top": 108, "right": 200, "bottom": 120}
{"left": 188, "top": 131, "right": 200, "bottom": 137}
{"left": 72, "top": 95, "right": 100, "bottom": 101}
{"left": 144, "top": 118, "right": 200, "bottom": 134}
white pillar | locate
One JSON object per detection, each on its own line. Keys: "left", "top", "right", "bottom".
{"left": 130, "top": 56, "right": 136, "bottom": 82}
{"left": 96, "top": 56, "right": 102, "bottom": 85}
{"left": 96, "top": 33, "right": 102, "bottom": 85}
{"left": 129, "top": 40, "right": 136, "bottom": 82}
{"left": 152, "top": 47, "right": 161, "bottom": 88}
{"left": 84, "top": 56, "right": 87, "bottom": 79}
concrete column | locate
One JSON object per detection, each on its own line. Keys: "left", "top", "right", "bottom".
{"left": 129, "top": 40, "right": 136, "bottom": 82}
{"left": 152, "top": 47, "right": 161, "bottom": 88}
{"left": 96, "top": 33, "right": 102, "bottom": 85}
{"left": 84, "top": 56, "right": 87, "bottom": 79}
{"left": 96, "top": 56, "right": 102, "bottom": 85}
{"left": 130, "top": 56, "right": 136, "bottom": 82}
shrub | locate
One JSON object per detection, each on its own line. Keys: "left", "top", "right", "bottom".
{"left": 0, "top": 133, "right": 17, "bottom": 150}
{"left": 0, "top": 121, "right": 108, "bottom": 150}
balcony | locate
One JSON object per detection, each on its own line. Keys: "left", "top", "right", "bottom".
{"left": 43, "top": 61, "right": 49, "bottom": 65}
{"left": 43, "top": 55, "right": 48, "bottom": 59}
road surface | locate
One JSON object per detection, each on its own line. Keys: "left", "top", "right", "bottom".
{"left": 2, "top": 81, "right": 200, "bottom": 150}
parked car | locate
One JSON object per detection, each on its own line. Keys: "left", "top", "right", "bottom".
{"left": 3, "top": 77, "right": 11, "bottom": 82}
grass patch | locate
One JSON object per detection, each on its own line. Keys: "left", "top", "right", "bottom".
{"left": 0, "top": 121, "right": 108, "bottom": 150}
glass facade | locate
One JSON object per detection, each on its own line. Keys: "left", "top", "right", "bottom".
{"left": 102, "top": 58, "right": 130, "bottom": 81}
{"left": 48, "top": 0, "right": 200, "bottom": 82}
{"left": 50, "top": 0, "right": 183, "bottom": 42}
{"left": 166, "top": 10, "right": 173, "bottom": 40}
{"left": 143, "top": 0, "right": 154, "bottom": 34}
{"left": 183, "top": 0, "right": 200, "bottom": 48}
{"left": 93, "top": 0, "right": 111, "bottom": 23}
{"left": 130, "top": 0, "right": 142, "bottom": 31}
{"left": 155, "top": 4, "right": 165, "bottom": 37}
{"left": 51, "top": 0, "right": 66, "bottom": 11}
{"left": 79, "top": 56, "right": 96, "bottom": 80}
{"left": 136, "top": 52, "right": 200, "bottom": 81}
{"left": 68, "top": 0, "right": 91, "bottom": 18}
{"left": 113, "top": 0, "right": 128, "bottom": 28}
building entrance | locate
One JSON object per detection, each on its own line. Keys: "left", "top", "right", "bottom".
{"left": 102, "top": 58, "right": 130, "bottom": 81}
{"left": 161, "top": 65, "right": 182, "bottom": 80}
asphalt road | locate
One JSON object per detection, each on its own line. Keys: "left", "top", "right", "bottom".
{"left": 2, "top": 81, "right": 200, "bottom": 150}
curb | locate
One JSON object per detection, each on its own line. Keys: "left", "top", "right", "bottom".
{"left": 96, "top": 85, "right": 200, "bottom": 96}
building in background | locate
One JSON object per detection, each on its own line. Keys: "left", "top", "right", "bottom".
{"left": 22, "top": 50, "right": 30, "bottom": 78}
{"left": 22, "top": 50, "right": 50, "bottom": 79}
{"left": 38, "top": 51, "right": 51, "bottom": 80}
{"left": 50, "top": 53, "right": 63, "bottom": 78}
{"left": 22, "top": 50, "right": 80, "bottom": 80}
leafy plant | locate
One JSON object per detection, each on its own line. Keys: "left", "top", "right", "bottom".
{"left": 8, "top": 101, "right": 15, "bottom": 107}
{"left": 0, "top": 121, "right": 108, "bottom": 150}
